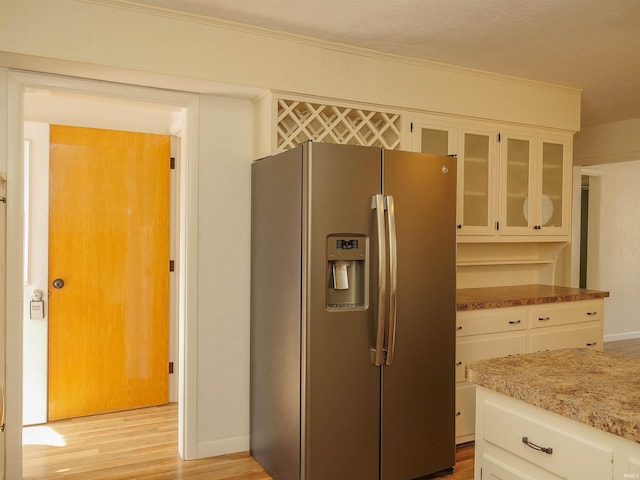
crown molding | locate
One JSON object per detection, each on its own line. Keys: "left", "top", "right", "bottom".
{"left": 80, "top": 0, "right": 581, "bottom": 96}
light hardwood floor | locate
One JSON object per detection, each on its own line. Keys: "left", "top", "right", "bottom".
{"left": 23, "top": 404, "right": 270, "bottom": 480}
{"left": 23, "top": 339, "right": 639, "bottom": 479}
{"left": 23, "top": 404, "right": 473, "bottom": 479}
{"left": 604, "top": 337, "right": 640, "bottom": 358}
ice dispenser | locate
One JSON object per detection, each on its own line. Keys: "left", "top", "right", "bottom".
{"left": 327, "top": 235, "right": 368, "bottom": 309}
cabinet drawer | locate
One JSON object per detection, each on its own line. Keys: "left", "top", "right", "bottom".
{"left": 456, "top": 382, "right": 476, "bottom": 440}
{"left": 529, "top": 300, "right": 603, "bottom": 329}
{"left": 529, "top": 324, "right": 603, "bottom": 353}
{"left": 483, "top": 397, "right": 613, "bottom": 479}
{"left": 456, "top": 333, "right": 527, "bottom": 382}
{"left": 457, "top": 306, "right": 527, "bottom": 337}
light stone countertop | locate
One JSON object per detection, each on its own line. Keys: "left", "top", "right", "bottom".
{"left": 457, "top": 284, "right": 610, "bottom": 311}
{"left": 466, "top": 348, "right": 640, "bottom": 443}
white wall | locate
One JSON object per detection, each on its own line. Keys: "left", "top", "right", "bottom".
{"left": 574, "top": 118, "right": 640, "bottom": 165}
{"left": 590, "top": 160, "right": 640, "bottom": 340}
{"left": 573, "top": 116, "right": 640, "bottom": 339}
{"left": 22, "top": 121, "right": 49, "bottom": 425}
{"left": 195, "top": 95, "right": 253, "bottom": 456}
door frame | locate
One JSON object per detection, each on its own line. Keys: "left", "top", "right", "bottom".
{"left": 570, "top": 166, "right": 602, "bottom": 289}
{"left": 5, "top": 71, "right": 201, "bottom": 478}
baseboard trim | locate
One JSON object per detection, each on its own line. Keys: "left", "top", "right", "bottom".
{"left": 196, "top": 435, "right": 250, "bottom": 459}
{"left": 604, "top": 331, "right": 640, "bottom": 342}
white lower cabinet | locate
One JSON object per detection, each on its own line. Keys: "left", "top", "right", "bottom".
{"left": 480, "top": 452, "right": 553, "bottom": 480}
{"left": 455, "top": 381, "right": 476, "bottom": 443}
{"left": 483, "top": 397, "right": 613, "bottom": 479}
{"left": 613, "top": 443, "right": 640, "bottom": 480}
{"left": 529, "top": 323, "right": 603, "bottom": 352}
{"left": 455, "top": 299, "right": 604, "bottom": 444}
{"left": 457, "top": 333, "right": 528, "bottom": 382}
{"left": 475, "top": 387, "right": 640, "bottom": 480}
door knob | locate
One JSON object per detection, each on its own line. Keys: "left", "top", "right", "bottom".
{"left": 52, "top": 278, "right": 65, "bottom": 289}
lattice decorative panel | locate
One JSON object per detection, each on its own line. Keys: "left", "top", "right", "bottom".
{"left": 277, "top": 98, "right": 402, "bottom": 151}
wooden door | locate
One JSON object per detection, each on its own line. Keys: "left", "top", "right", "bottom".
{"left": 48, "top": 125, "right": 170, "bottom": 421}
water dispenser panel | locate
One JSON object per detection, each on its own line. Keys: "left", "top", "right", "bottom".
{"left": 327, "top": 235, "right": 368, "bottom": 310}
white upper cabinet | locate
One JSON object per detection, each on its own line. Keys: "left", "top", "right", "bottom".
{"left": 412, "top": 117, "right": 572, "bottom": 242}
{"left": 412, "top": 117, "right": 499, "bottom": 237}
{"left": 499, "top": 130, "right": 571, "bottom": 237}
{"left": 457, "top": 125, "right": 499, "bottom": 237}
{"left": 412, "top": 116, "right": 456, "bottom": 156}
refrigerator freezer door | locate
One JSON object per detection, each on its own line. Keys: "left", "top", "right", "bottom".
{"left": 380, "top": 150, "right": 457, "bottom": 479}
{"left": 305, "top": 143, "right": 381, "bottom": 480}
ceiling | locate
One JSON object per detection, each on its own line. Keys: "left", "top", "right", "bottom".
{"left": 129, "top": 0, "right": 640, "bottom": 128}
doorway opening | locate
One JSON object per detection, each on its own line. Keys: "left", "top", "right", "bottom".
{"left": 6, "top": 71, "right": 200, "bottom": 479}
{"left": 22, "top": 101, "right": 179, "bottom": 443}
{"left": 579, "top": 176, "right": 590, "bottom": 288}
{"left": 571, "top": 167, "right": 601, "bottom": 291}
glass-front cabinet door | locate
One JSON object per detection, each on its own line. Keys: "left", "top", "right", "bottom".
{"left": 412, "top": 117, "right": 498, "bottom": 237}
{"left": 538, "top": 135, "right": 571, "bottom": 235}
{"left": 413, "top": 117, "right": 572, "bottom": 241}
{"left": 499, "top": 130, "right": 570, "bottom": 236}
{"left": 501, "top": 132, "right": 534, "bottom": 234}
{"left": 413, "top": 119, "right": 455, "bottom": 156}
{"left": 457, "top": 125, "right": 498, "bottom": 236}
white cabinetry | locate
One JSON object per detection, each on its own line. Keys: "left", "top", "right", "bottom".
{"left": 412, "top": 116, "right": 498, "bottom": 237}
{"left": 475, "top": 387, "right": 640, "bottom": 480}
{"left": 412, "top": 116, "right": 572, "bottom": 241}
{"left": 528, "top": 299, "right": 603, "bottom": 352}
{"left": 475, "top": 387, "right": 617, "bottom": 480}
{"left": 455, "top": 299, "right": 604, "bottom": 444}
{"left": 253, "top": 93, "right": 404, "bottom": 158}
{"left": 455, "top": 382, "right": 476, "bottom": 442}
{"left": 499, "top": 130, "right": 572, "bottom": 237}
{"left": 456, "top": 306, "right": 528, "bottom": 444}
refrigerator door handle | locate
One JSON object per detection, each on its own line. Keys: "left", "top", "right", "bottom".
{"left": 372, "top": 194, "right": 387, "bottom": 366}
{"left": 385, "top": 195, "right": 398, "bottom": 366}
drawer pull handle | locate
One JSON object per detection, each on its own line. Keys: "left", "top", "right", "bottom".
{"left": 508, "top": 320, "right": 521, "bottom": 325}
{"left": 538, "top": 316, "right": 550, "bottom": 321}
{"left": 587, "top": 311, "right": 598, "bottom": 316}
{"left": 522, "top": 436, "right": 553, "bottom": 455}
{"left": 587, "top": 341, "right": 598, "bottom": 347}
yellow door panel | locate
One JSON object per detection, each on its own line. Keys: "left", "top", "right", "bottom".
{"left": 48, "top": 125, "right": 170, "bottom": 421}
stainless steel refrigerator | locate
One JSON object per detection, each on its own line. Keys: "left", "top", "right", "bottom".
{"left": 250, "top": 142, "right": 456, "bottom": 480}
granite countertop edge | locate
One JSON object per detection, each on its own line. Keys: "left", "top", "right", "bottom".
{"left": 466, "top": 349, "right": 640, "bottom": 444}
{"left": 457, "top": 284, "right": 610, "bottom": 312}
